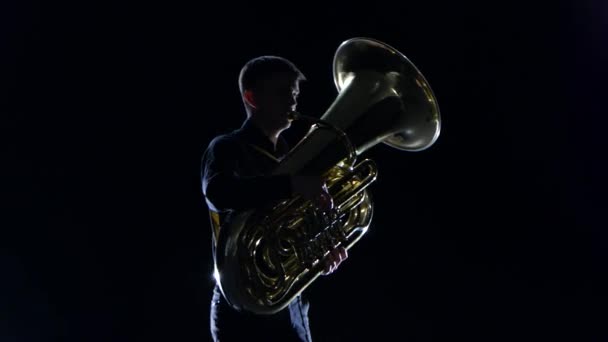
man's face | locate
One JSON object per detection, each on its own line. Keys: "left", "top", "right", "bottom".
{"left": 253, "top": 72, "right": 300, "bottom": 129}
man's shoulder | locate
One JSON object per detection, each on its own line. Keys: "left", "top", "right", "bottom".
{"left": 208, "top": 131, "right": 240, "bottom": 147}
{"left": 204, "top": 129, "right": 246, "bottom": 156}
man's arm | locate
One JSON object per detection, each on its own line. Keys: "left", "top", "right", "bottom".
{"left": 201, "top": 135, "right": 294, "bottom": 212}
{"left": 202, "top": 135, "right": 348, "bottom": 273}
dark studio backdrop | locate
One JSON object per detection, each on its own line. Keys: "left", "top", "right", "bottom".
{"left": 2, "top": 1, "right": 607, "bottom": 341}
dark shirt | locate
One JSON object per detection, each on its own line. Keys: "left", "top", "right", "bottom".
{"left": 201, "top": 117, "right": 313, "bottom": 342}
{"left": 200, "top": 117, "right": 295, "bottom": 244}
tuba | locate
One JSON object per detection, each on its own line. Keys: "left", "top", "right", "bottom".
{"left": 214, "top": 37, "right": 441, "bottom": 315}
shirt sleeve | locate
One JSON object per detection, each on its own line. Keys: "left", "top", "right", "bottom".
{"left": 201, "top": 135, "right": 294, "bottom": 212}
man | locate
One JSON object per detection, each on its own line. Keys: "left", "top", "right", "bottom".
{"left": 201, "top": 55, "right": 348, "bottom": 341}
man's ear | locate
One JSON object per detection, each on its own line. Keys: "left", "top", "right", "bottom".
{"left": 243, "top": 90, "right": 257, "bottom": 109}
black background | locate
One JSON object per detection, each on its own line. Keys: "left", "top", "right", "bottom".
{"left": 2, "top": 1, "right": 607, "bottom": 341}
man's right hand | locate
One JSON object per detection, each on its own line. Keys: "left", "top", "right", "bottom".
{"left": 291, "top": 175, "right": 346, "bottom": 274}
{"left": 290, "top": 174, "right": 333, "bottom": 212}
{"left": 322, "top": 246, "right": 348, "bottom": 275}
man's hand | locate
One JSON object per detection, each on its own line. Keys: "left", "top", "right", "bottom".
{"left": 290, "top": 174, "right": 323, "bottom": 200}
{"left": 316, "top": 182, "right": 334, "bottom": 212}
{"left": 322, "top": 246, "right": 348, "bottom": 275}
{"left": 290, "top": 174, "right": 334, "bottom": 211}
{"left": 291, "top": 174, "right": 345, "bottom": 274}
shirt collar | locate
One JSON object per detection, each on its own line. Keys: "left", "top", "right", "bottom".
{"left": 239, "top": 117, "right": 289, "bottom": 158}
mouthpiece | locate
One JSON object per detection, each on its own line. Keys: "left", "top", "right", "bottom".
{"left": 288, "top": 111, "right": 325, "bottom": 126}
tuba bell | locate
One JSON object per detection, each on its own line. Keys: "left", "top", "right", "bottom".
{"left": 214, "top": 37, "right": 441, "bottom": 315}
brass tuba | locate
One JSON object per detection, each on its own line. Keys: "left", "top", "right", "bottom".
{"left": 214, "top": 37, "right": 441, "bottom": 315}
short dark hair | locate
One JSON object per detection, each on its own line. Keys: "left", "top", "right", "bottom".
{"left": 238, "top": 56, "right": 306, "bottom": 94}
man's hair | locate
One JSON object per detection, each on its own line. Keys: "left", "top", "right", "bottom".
{"left": 238, "top": 56, "right": 306, "bottom": 95}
